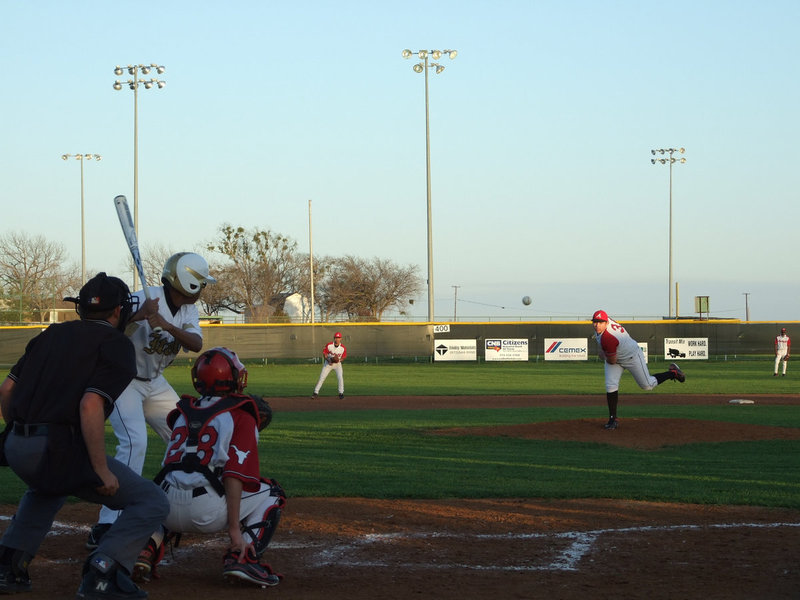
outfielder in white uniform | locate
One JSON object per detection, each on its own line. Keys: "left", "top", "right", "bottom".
{"left": 774, "top": 328, "right": 791, "bottom": 376}
{"left": 132, "top": 348, "right": 285, "bottom": 588}
{"left": 591, "top": 310, "right": 686, "bottom": 430}
{"left": 311, "top": 331, "right": 347, "bottom": 399}
{"left": 90, "top": 253, "right": 216, "bottom": 546}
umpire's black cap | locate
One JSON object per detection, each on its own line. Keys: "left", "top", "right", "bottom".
{"left": 65, "top": 272, "right": 131, "bottom": 312}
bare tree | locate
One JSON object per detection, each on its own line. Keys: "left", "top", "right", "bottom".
{"left": 140, "top": 243, "right": 177, "bottom": 286}
{"left": 206, "top": 225, "right": 301, "bottom": 322}
{"left": 0, "top": 231, "right": 79, "bottom": 322}
{"left": 318, "top": 256, "right": 422, "bottom": 321}
{"left": 291, "top": 252, "right": 333, "bottom": 323}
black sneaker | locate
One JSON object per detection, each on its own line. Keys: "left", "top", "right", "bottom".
{"left": 85, "top": 523, "right": 112, "bottom": 551}
{"left": 338, "top": 393, "right": 344, "bottom": 399}
{"left": 0, "top": 552, "right": 32, "bottom": 594}
{"left": 222, "top": 550, "right": 280, "bottom": 588}
{"left": 77, "top": 553, "right": 146, "bottom": 599}
{"left": 669, "top": 363, "right": 686, "bottom": 383}
{"left": 310, "top": 392, "right": 318, "bottom": 399}
{"left": 603, "top": 417, "right": 619, "bottom": 430}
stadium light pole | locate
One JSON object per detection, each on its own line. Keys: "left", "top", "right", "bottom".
{"left": 113, "top": 63, "right": 166, "bottom": 288}
{"left": 651, "top": 147, "right": 686, "bottom": 318}
{"left": 402, "top": 48, "right": 457, "bottom": 322}
{"left": 62, "top": 153, "right": 101, "bottom": 285}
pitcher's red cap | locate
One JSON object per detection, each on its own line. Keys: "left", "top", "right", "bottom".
{"left": 592, "top": 310, "right": 609, "bottom": 322}
{"left": 334, "top": 332, "right": 342, "bottom": 338}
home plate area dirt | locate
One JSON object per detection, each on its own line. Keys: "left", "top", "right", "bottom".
{"left": 2, "top": 394, "right": 799, "bottom": 600}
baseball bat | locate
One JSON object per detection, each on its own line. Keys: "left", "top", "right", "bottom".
{"left": 113, "top": 195, "right": 161, "bottom": 332}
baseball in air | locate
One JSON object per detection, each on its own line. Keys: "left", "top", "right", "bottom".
{"left": 522, "top": 296, "right": 532, "bottom": 306}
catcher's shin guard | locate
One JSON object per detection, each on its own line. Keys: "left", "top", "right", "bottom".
{"left": 243, "top": 484, "right": 286, "bottom": 558}
{"left": 244, "top": 505, "right": 283, "bottom": 558}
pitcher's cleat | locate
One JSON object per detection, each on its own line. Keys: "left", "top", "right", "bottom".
{"left": 669, "top": 363, "right": 686, "bottom": 383}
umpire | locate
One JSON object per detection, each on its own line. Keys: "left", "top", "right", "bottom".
{"left": 0, "top": 273, "right": 169, "bottom": 599}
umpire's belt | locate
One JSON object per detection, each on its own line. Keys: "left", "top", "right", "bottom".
{"left": 160, "top": 480, "right": 208, "bottom": 498}
{"left": 12, "top": 422, "right": 49, "bottom": 437}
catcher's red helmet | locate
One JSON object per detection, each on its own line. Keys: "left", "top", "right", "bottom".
{"left": 191, "top": 347, "right": 248, "bottom": 395}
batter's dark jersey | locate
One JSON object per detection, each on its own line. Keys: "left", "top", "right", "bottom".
{"left": 7, "top": 319, "right": 135, "bottom": 426}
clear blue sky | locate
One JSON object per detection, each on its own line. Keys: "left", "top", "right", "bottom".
{"left": 2, "top": 0, "right": 798, "bottom": 322}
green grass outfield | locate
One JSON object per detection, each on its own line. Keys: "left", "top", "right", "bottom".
{"left": 168, "top": 357, "right": 798, "bottom": 397}
{"left": 1, "top": 360, "right": 798, "bottom": 507}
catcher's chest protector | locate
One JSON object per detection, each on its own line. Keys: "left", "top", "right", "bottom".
{"left": 155, "top": 394, "right": 257, "bottom": 496}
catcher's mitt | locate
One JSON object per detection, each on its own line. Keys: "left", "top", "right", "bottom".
{"left": 250, "top": 395, "right": 273, "bottom": 431}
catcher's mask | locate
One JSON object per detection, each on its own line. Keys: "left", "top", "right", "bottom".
{"left": 191, "top": 347, "right": 248, "bottom": 395}
{"left": 161, "top": 252, "right": 217, "bottom": 299}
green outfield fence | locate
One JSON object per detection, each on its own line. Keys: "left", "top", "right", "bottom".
{"left": 0, "top": 319, "right": 796, "bottom": 366}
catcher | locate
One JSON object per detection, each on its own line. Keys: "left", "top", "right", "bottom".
{"left": 311, "top": 331, "right": 347, "bottom": 399}
{"left": 133, "top": 347, "right": 285, "bottom": 587}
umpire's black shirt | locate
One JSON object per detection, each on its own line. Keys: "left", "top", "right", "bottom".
{"left": 7, "top": 319, "right": 135, "bottom": 426}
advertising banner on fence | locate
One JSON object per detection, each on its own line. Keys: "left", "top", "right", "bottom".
{"left": 434, "top": 339, "right": 477, "bottom": 361}
{"left": 664, "top": 338, "right": 709, "bottom": 360}
{"left": 544, "top": 338, "right": 589, "bottom": 361}
{"left": 638, "top": 342, "right": 648, "bottom": 363}
{"left": 485, "top": 338, "right": 529, "bottom": 361}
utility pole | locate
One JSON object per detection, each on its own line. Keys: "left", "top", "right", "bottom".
{"left": 743, "top": 292, "right": 750, "bottom": 321}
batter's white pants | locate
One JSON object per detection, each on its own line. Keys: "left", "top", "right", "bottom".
{"left": 99, "top": 375, "right": 178, "bottom": 525}
{"left": 775, "top": 352, "right": 788, "bottom": 374}
{"left": 604, "top": 349, "right": 658, "bottom": 393}
{"left": 314, "top": 362, "right": 344, "bottom": 394}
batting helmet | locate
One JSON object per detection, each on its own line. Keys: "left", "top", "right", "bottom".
{"left": 191, "top": 347, "right": 248, "bottom": 396}
{"left": 162, "top": 252, "right": 217, "bottom": 299}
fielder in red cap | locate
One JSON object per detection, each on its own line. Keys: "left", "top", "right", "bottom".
{"left": 311, "top": 332, "right": 347, "bottom": 399}
{"left": 774, "top": 327, "right": 790, "bottom": 376}
{"left": 591, "top": 310, "right": 686, "bottom": 430}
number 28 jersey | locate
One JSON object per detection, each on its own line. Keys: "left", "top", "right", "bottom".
{"left": 161, "top": 396, "right": 262, "bottom": 493}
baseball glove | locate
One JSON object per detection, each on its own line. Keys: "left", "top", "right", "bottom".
{"left": 329, "top": 355, "right": 340, "bottom": 364}
{"left": 250, "top": 395, "right": 273, "bottom": 431}
{"left": 784, "top": 355, "right": 790, "bottom": 362}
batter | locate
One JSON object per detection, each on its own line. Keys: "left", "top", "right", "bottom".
{"left": 90, "top": 253, "right": 216, "bottom": 547}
